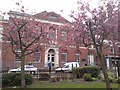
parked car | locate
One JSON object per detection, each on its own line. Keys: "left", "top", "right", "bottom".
{"left": 55, "top": 62, "right": 80, "bottom": 73}
{"left": 8, "top": 65, "right": 38, "bottom": 74}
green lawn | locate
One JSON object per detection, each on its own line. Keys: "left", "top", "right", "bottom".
{"left": 27, "top": 80, "right": 119, "bottom": 88}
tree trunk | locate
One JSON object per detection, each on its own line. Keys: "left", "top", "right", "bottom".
{"left": 100, "top": 53, "right": 112, "bottom": 90}
{"left": 117, "top": 61, "right": 120, "bottom": 90}
{"left": 21, "top": 55, "right": 26, "bottom": 88}
{"left": 117, "top": 61, "right": 120, "bottom": 77}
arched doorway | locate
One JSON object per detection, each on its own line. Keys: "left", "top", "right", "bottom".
{"left": 47, "top": 49, "right": 55, "bottom": 67}
{"left": 44, "top": 48, "right": 59, "bottom": 67}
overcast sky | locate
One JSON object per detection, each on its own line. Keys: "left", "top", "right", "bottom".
{"left": 0, "top": 0, "right": 99, "bottom": 21}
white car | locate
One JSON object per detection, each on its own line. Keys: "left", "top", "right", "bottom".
{"left": 8, "top": 65, "right": 38, "bottom": 74}
{"left": 55, "top": 62, "right": 80, "bottom": 73}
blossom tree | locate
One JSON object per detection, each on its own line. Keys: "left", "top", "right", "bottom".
{"left": 71, "top": 0, "right": 119, "bottom": 89}
{"left": 1, "top": 3, "right": 51, "bottom": 87}
{"left": 2, "top": 13, "right": 49, "bottom": 88}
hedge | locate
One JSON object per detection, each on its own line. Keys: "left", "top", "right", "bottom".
{"left": 83, "top": 73, "right": 93, "bottom": 81}
{"left": 117, "top": 77, "right": 120, "bottom": 84}
{"left": 2, "top": 73, "right": 32, "bottom": 87}
{"left": 38, "top": 73, "right": 50, "bottom": 81}
{"left": 72, "top": 66, "right": 100, "bottom": 78}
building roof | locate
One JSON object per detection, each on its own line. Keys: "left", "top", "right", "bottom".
{"left": 33, "top": 11, "right": 70, "bottom": 23}
{"left": 8, "top": 11, "right": 70, "bottom": 24}
{"left": 8, "top": 10, "right": 31, "bottom": 17}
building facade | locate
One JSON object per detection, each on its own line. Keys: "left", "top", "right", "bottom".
{"left": 2, "top": 11, "right": 120, "bottom": 71}
{"left": 0, "top": 15, "right": 3, "bottom": 72}
{"left": 1, "top": 11, "right": 97, "bottom": 70}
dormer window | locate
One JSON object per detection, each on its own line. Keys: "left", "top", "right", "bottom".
{"left": 49, "top": 13, "right": 57, "bottom": 19}
{"left": 49, "top": 15, "right": 57, "bottom": 19}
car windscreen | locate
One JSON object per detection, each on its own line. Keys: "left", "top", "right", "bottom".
{"left": 63, "top": 65, "right": 69, "bottom": 68}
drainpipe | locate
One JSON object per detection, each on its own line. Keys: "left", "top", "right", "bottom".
{"left": 118, "top": 0, "right": 120, "bottom": 77}
{"left": 0, "top": 17, "right": 3, "bottom": 88}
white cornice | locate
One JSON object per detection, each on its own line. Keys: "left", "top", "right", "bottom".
{"left": 10, "top": 15, "right": 64, "bottom": 26}
{"left": 34, "top": 18, "right": 64, "bottom": 25}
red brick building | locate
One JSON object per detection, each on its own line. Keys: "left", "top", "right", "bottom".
{"left": 1, "top": 11, "right": 120, "bottom": 71}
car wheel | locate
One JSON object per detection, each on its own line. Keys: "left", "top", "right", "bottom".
{"left": 33, "top": 71, "right": 35, "bottom": 75}
{"left": 30, "top": 71, "right": 35, "bottom": 75}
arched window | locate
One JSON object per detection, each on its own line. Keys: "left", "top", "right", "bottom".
{"left": 48, "top": 49, "right": 55, "bottom": 53}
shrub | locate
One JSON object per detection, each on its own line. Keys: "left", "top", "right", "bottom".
{"left": 83, "top": 73, "right": 93, "bottom": 81}
{"left": 72, "top": 66, "right": 100, "bottom": 78}
{"left": 81, "top": 66, "right": 100, "bottom": 78}
{"left": 102, "top": 71, "right": 116, "bottom": 83}
{"left": 92, "top": 77, "right": 98, "bottom": 81}
{"left": 108, "top": 71, "right": 116, "bottom": 78}
{"left": 38, "top": 73, "right": 50, "bottom": 81}
{"left": 2, "top": 73, "right": 32, "bottom": 87}
{"left": 25, "top": 74, "right": 33, "bottom": 85}
{"left": 117, "top": 77, "right": 120, "bottom": 84}
{"left": 108, "top": 76, "right": 116, "bottom": 83}
{"left": 72, "top": 67, "right": 80, "bottom": 74}
{"left": 107, "top": 71, "right": 116, "bottom": 83}
{"left": 72, "top": 67, "right": 81, "bottom": 78}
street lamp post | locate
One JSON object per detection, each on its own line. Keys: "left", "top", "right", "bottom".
{"left": 48, "top": 61, "right": 52, "bottom": 75}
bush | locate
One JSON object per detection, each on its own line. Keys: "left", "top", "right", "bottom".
{"left": 117, "top": 77, "right": 120, "bottom": 84}
{"left": 72, "top": 67, "right": 81, "bottom": 78}
{"left": 83, "top": 73, "right": 93, "bottom": 81}
{"left": 72, "top": 67, "right": 80, "bottom": 74}
{"left": 2, "top": 73, "right": 32, "bottom": 87}
{"left": 92, "top": 77, "right": 98, "bottom": 81}
{"left": 107, "top": 71, "right": 116, "bottom": 83}
{"left": 108, "top": 76, "right": 116, "bottom": 83}
{"left": 81, "top": 66, "right": 100, "bottom": 78}
{"left": 72, "top": 66, "right": 100, "bottom": 78}
{"left": 38, "top": 73, "right": 50, "bottom": 81}
{"left": 108, "top": 71, "right": 116, "bottom": 78}
{"left": 102, "top": 71, "right": 116, "bottom": 83}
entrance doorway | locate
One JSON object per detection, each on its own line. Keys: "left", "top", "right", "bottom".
{"left": 47, "top": 49, "right": 55, "bottom": 67}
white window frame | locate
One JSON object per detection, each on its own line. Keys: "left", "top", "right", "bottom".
{"left": 110, "top": 46, "right": 114, "bottom": 54}
{"left": 75, "top": 53, "right": 80, "bottom": 62}
{"left": 15, "top": 50, "right": 21, "bottom": 62}
{"left": 61, "top": 53, "right": 67, "bottom": 63}
{"left": 49, "top": 27, "right": 56, "bottom": 39}
{"left": 61, "top": 30, "right": 67, "bottom": 40}
{"left": 34, "top": 51, "right": 40, "bottom": 62}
